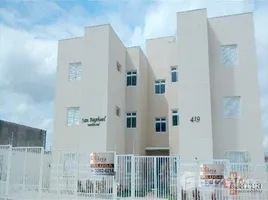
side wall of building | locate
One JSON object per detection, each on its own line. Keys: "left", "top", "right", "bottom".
{"left": 146, "top": 37, "right": 176, "bottom": 149}
{"left": 208, "top": 13, "right": 265, "bottom": 163}
{"left": 53, "top": 25, "right": 110, "bottom": 161}
{"left": 106, "top": 26, "right": 127, "bottom": 154}
{"left": 177, "top": 9, "right": 214, "bottom": 161}
{"left": 125, "top": 47, "right": 148, "bottom": 155}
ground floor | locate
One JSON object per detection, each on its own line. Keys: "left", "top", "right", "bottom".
{"left": 1, "top": 145, "right": 268, "bottom": 200}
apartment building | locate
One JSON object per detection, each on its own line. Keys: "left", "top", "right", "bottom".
{"left": 53, "top": 9, "right": 265, "bottom": 163}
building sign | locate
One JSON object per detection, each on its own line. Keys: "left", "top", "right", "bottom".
{"left": 82, "top": 116, "right": 106, "bottom": 127}
{"left": 199, "top": 164, "right": 224, "bottom": 187}
{"left": 224, "top": 172, "right": 262, "bottom": 195}
{"left": 90, "top": 152, "right": 115, "bottom": 176}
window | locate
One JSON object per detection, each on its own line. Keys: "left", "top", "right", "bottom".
{"left": 116, "top": 62, "right": 121, "bottom": 72}
{"left": 126, "top": 112, "right": 136, "bottom": 128}
{"left": 126, "top": 71, "right": 137, "bottom": 86}
{"left": 69, "top": 62, "right": 81, "bottom": 81}
{"left": 172, "top": 110, "right": 179, "bottom": 126}
{"left": 171, "top": 66, "right": 178, "bottom": 82}
{"left": 67, "top": 107, "right": 80, "bottom": 126}
{"left": 220, "top": 44, "right": 238, "bottom": 66}
{"left": 116, "top": 106, "right": 120, "bottom": 117}
{"left": 155, "top": 80, "right": 165, "bottom": 94}
{"left": 223, "top": 96, "right": 241, "bottom": 119}
{"left": 155, "top": 118, "right": 166, "bottom": 132}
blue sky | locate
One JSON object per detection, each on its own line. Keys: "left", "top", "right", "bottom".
{"left": 0, "top": 0, "right": 267, "bottom": 153}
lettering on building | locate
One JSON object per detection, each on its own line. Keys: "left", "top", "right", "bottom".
{"left": 82, "top": 116, "right": 106, "bottom": 127}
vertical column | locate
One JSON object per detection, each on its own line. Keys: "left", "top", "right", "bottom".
{"left": 38, "top": 147, "right": 44, "bottom": 199}
{"left": 130, "top": 155, "right": 135, "bottom": 198}
{"left": 177, "top": 9, "right": 213, "bottom": 161}
{"left": 112, "top": 153, "right": 118, "bottom": 199}
{"left": 5, "top": 145, "right": 12, "bottom": 197}
{"left": 153, "top": 158, "right": 157, "bottom": 197}
{"left": 22, "top": 148, "right": 27, "bottom": 191}
{"left": 176, "top": 157, "right": 180, "bottom": 200}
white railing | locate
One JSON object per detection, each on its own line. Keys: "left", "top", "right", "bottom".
{"left": 0, "top": 145, "right": 267, "bottom": 200}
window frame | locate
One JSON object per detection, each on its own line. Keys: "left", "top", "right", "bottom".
{"left": 223, "top": 96, "right": 241, "bottom": 119}
{"left": 67, "top": 107, "right": 80, "bottom": 126}
{"left": 172, "top": 109, "right": 179, "bottom": 126}
{"left": 126, "top": 70, "right": 137, "bottom": 86}
{"left": 154, "top": 80, "right": 166, "bottom": 94}
{"left": 126, "top": 112, "right": 137, "bottom": 128}
{"left": 171, "top": 66, "right": 178, "bottom": 83}
{"left": 220, "top": 44, "right": 238, "bottom": 67}
{"left": 155, "top": 117, "right": 167, "bottom": 133}
{"left": 68, "top": 62, "right": 82, "bottom": 81}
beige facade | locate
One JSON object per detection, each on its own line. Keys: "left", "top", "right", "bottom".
{"left": 53, "top": 9, "right": 265, "bottom": 163}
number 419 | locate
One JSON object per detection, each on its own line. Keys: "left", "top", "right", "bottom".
{"left": 190, "top": 116, "right": 200, "bottom": 123}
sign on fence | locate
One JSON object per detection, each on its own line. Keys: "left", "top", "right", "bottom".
{"left": 199, "top": 164, "right": 224, "bottom": 187}
{"left": 90, "top": 152, "right": 115, "bottom": 176}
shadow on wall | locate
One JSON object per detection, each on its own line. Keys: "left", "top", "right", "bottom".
{"left": 207, "top": 23, "right": 238, "bottom": 159}
{"left": 146, "top": 63, "right": 169, "bottom": 150}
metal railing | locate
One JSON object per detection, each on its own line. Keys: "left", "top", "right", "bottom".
{"left": 0, "top": 145, "right": 267, "bottom": 200}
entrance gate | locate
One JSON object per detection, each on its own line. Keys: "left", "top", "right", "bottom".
{"left": 116, "top": 155, "right": 179, "bottom": 199}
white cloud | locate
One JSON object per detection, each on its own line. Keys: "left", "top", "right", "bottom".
{"left": 0, "top": 0, "right": 267, "bottom": 153}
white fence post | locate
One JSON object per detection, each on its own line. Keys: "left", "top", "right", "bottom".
{"left": 22, "top": 148, "right": 27, "bottom": 191}
{"left": 38, "top": 147, "right": 44, "bottom": 199}
{"left": 113, "top": 153, "right": 118, "bottom": 200}
{"left": 131, "top": 155, "right": 135, "bottom": 198}
{"left": 5, "top": 145, "right": 12, "bottom": 197}
{"left": 176, "top": 157, "right": 180, "bottom": 200}
{"left": 153, "top": 157, "right": 157, "bottom": 197}
{"left": 74, "top": 153, "right": 78, "bottom": 200}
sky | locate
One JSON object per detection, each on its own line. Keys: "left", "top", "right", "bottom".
{"left": 0, "top": 0, "right": 267, "bottom": 153}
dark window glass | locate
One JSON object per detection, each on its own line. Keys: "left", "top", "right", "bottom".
{"left": 161, "top": 121, "right": 166, "bottom": 132}
{"left": 132, "top": 76, "right": 137, "bottom": 86}
{"left": 161, "top": 84, "right": 165, "bottom": 94}
{"left": 173, "top": 115, "right": 178, "bottom": 126}
{"left": 127, "top": 76, "right": 131, "bottom": 86}
{"left": 155, "top": 122, "right": 161, "bottom": 132}
{"left": 132, "top": 117, "right": 136, "bottom": 128}
{"left": 172, "top": 71, "right": 177, "bottom": 82}
{"left": 155, "top": 85, "right": 160, "bottom": 94}
{"left": 126, "top": 118, "right": 132, "bottom": 128}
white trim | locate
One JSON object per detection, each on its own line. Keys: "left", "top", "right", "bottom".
{"left": 145, "top": 146, "right": 170, "bottom": 150}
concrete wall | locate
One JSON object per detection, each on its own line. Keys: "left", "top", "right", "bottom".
{"left": 53, "top": 25, "right": 110, "bottom": 159}
{"left": 106, "top": 26, "right": 127, "bottom": 154}
{"left": 125, "top": 47, "right": 148, "bottom": 155}
{"left": 146, "top": 37, "right": 175, "bottom": 148}
{"left": 208, "top": 13, "right": 264, "bottom": 163}
{"left": 177, "top": 9, "right": 213, "bottom": 162}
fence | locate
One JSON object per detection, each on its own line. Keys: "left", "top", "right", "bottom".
{"left": 0, "top": 145, "right": 268, "bottom": 200}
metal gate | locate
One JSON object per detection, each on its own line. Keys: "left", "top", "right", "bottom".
{"left": 0, "top": 147, "right": 268, "bottom": 200}
{"left": 116, "top": 155, "right": 180, "bottom": 199}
